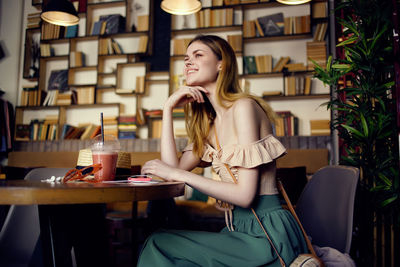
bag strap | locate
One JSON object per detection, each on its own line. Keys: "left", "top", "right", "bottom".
{"left": 215, "top": 131, "right": 286, "bottom": 267}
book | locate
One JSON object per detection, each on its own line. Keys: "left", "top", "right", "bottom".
{"left": 312, "top": 2, "right": 327, "bottom": 18}
{"left": 244, "top": 56, "right": 257, "bottom": 74}
{"left": 65, "top": 25, "right": 78, "bottom": 38}
{"left": 138, "top": 36, "right": 148, "bottom": 53}
{"left": 135, "top": 76, "right": 145, "bottom": 93}
{"left": 136, "top": 15, "right": 149, "bottom": 31}
{"left": 272, "top": 56, "right": 290, "bottom": 72}
{"left": 257, "top": 13, "right": 284, "bottom": 36}
{"left": 254, "top": 19, "right": 265, "bottom": 37}
{"left": 310, "top": 119, "right": 330, "bottom": 136}
{"left": 91, "top": 20, "right": 103, "bottom": 35}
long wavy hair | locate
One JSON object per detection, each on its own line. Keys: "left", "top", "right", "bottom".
{"left": 184, "top": 35, "right": 276, "bottom": 158}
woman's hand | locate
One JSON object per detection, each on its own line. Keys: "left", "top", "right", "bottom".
{"left": 141, "top": 159, "right": 183, "bottom": 182}
{"left": 164, "top": 86, "right": 209, "bottom": 110}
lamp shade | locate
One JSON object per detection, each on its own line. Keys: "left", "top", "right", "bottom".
{"left": 276, "top": 0, "right": 311, "bottom": 5}
{"left": 41, "top": 0, "right": 79, "bottom": 26}
{"left": 161, "top": 0, "right": 202, "bottom": 15}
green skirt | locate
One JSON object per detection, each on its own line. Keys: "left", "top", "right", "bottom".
{"left": 137, "top": 195, "right": 307, "bottom": 267}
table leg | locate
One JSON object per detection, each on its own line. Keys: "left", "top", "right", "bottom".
{"left": 131, "top": 201, "right": 139, "bottom": 264}
{"left": 37, "top": 205, "right": 57, "bottom": 267}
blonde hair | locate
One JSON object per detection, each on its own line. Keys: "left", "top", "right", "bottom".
{"left": 184, "top": 35, "right": 276, "bottom": 158}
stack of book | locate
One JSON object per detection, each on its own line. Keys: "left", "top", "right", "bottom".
{"left": 80, "top": 124, "right": 101, "bottom": 140}
{"left": 74, "top": 86, "right": 95, "bottom": 104}
{"left": 312, "top": 2, "right": 327, "bottom": 19}
{"left": 284, "top": 76, "right": 312, "bottom": 96}
{"left": 244, "top": 55, "right": 275, "bottom": 74}
{"left": 27, "top": 12, "right": 41, "bottom": 29}
{"left": 21, "top": 86, "right": 39, "bottom": 106}
{"left": 40, "top": 43, "right": 54, "bottom": 57}
{"left": 41, "top": 22, "right": 64, "bottom": 40}
{"left": 313, "top": 23, "right": 328, "bottom": 42}
{"left": 118, "top": 115, "right": 137, "bottom": 139}
{"left": 307, "top": 41, "right": 327, "bottom": 69}
{"left": 274, "top": 111, "right": 299, "bottom": 137}
{"left": 310, "top": 119, "right": 330, "bottom": 136}
{"left": 227, "top": 35, "right": 242, "bottom": 53}
{"left": 99, "top": 38, "right": 123, "bottom": 55}
{"left": 103, "top": 116, "right": 118, "bottom": 137}
{"left": 172, "top": 108, "right": 185, "bottom": 118}
{"left": 29, "top": 115, "right": 59, "bottom": 141}
{"left": 56, "top": 91, "right": 74, "bottom": 106}
{"left": 194, "top": 8, "right": 234, "bottom": 28}
{"left": 283, "top": 15, "right": 311, "bottom": 35}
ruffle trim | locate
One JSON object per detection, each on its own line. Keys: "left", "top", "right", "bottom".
{"left": 182, "top": 135, "right": 286, "bottom": 168}
{"left": 202, "top": 135, "right": 286, "bottom": 168}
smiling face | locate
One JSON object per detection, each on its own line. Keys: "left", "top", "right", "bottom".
{"left": 184, "top": 41, "right": 222, "bottom": 87}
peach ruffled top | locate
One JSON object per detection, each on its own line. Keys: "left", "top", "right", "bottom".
{"left": 184, "top": 134, "right": 286, "bottom": 194}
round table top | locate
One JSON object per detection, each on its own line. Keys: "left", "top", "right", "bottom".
{"left": 0, "top": 180, "right": 185, "bottom": 205}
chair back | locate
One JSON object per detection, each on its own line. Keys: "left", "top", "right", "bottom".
{"left": 0, "top": 168, "right": 70, "bottom": 266}
{"left": 295, "top": 165, "right": 359, "bottom": 254}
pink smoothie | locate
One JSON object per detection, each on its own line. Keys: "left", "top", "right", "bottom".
{"left": 92, "top": 151, "right": 118, "bottom": 181}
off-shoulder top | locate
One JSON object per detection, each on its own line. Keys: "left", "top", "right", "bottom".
{"left": 183, "top": 134, "right": 286, "bottom": 195}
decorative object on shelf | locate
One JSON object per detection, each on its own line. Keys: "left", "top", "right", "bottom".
{"left": 257, "top": 13, "right": 285, "bottom": 36}
{"left": 276, "top": 0, "right": 311, "bottom": 5}
{"left": 41, "top": 0, "right": 80, "bottom": 26}
{"left": 161, "top": 0, "right": 202, "bottom": 15}
{"left": 47, "top": 70, "right": 69, "bottom": 91}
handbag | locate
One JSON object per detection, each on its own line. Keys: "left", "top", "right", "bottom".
{"left": 214, "top": 131, "right": 324, "bottom": 267}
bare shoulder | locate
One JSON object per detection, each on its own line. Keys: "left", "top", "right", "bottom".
{"left": 232, "top": 97, "right": 273, "bottom": 138}
{"left": 231, "top": 97, "right": 264, "bottom": 118}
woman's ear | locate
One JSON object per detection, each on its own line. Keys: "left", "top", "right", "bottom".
{"left": 217, "top": 62, "right": 222, "bottom": 71}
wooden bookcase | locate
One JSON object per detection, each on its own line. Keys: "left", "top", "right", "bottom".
{"left": 18, "top": 0, "right": 153, "bottom": 141}
{"left": 168, "top": 0, "right": 330, "bottom": 136}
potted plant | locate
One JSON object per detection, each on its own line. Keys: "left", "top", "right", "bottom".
{"left": 311, "top": 0, "right": 399, "bottom": 266}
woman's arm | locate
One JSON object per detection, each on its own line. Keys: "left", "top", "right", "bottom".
{"left": 160, "top": 85, "right": 209, "bottom": 169}
{"left": 142, "top": 98, "right": 263, "bottom": 208}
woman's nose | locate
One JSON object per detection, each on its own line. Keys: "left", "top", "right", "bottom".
{"left": 185, "top": 58, "right": 193, "bottom": 66}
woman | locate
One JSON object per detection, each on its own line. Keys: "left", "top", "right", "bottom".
{"left": 138, "top": 35, "right": 307, "bottom": 266}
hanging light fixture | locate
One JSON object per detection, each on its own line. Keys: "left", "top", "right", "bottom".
{"left": 276, "top": 0, "right": 311, "bottom": 5}
{"left": 41, "top": 0, "right": 79, "bottom": 26}
{"left": 161, "top": 0, "right": 202, "bottom": 15}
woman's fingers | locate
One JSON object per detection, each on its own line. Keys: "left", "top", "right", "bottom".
{"left": 183, "top": 86, "right": 208, "bottom": 103}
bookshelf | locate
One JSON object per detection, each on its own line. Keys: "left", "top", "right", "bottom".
{"left": 18, "top": 0, "right": 153, "bottom": 141}
{"left": 168, "top": 0, "right": 331, "bottom": 136}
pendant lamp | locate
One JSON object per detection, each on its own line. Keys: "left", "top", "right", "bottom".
{"left": 276, "top": 0, "right": 311, "bottom": 5}
{"left": 161, "top": 0, "right": 202, "bottom": 15}
{"left": 41, "top": 0, "right": 79, "bottom": 26}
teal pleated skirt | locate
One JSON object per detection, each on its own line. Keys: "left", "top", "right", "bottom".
{"left": 137, "top": 195, "right": 307, "bottom": 267}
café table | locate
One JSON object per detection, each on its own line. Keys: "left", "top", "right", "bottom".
{"left": 0, "top": 179, "right": 185, "bottom": 267}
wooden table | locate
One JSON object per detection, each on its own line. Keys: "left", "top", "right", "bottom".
{"left": 0, "top": 180, "right": 185, "bottom": 267}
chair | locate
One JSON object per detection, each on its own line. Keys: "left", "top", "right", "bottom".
{"left": 295, "top": 165, "right": 359, "bottom": 254}
{"left": 0, "top": 167, "right": 70, "bottom": 267}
